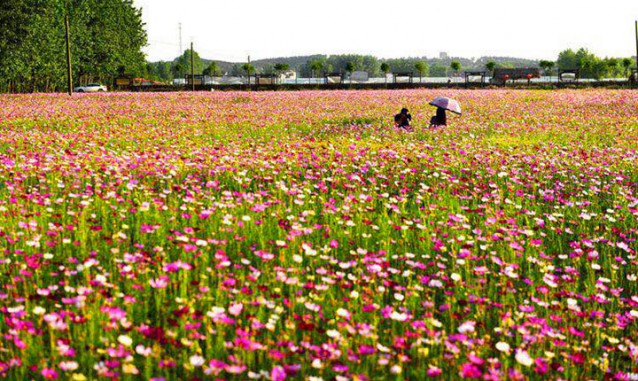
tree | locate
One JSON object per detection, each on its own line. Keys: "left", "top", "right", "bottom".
{"left": 242, "top": 63, "right": 255, "bottom": 85}
{"left": 556, "top": 48, "right": 610, "bottom": 79}
{"left": 450, "top": 61, "right": 461, "bottom": 76}
{"left": 539, "top": 60, "right": 555, "bottom": 79}
{"left": 156, "top": 61, "right": 173, "bottom": 82}
{"left": 309, "top": 59, "right": 324, "bottom": 79}
{"left": 414, "top": 61, "right": 429, "bottom": 83}
{"left": 430, "top": 64, "right": 447, "bottom": 77}
{"left": 172, "top": 63, "right": 183, "bottom": 79}
{"left": 274, "top": 63, "right": 289, "bottom": 73}
{"left": 203, "top": 61, "right": 221, "bottom": 77}
{"left": 557, "top": 49, "right": 578, "bottom": 70}
{"left": 242, "top": 63, "right": 255, "bottom": 74}
{"left": 485, "top": 61, "right": 496, "bottom": 75}
{"left": 0, "top": 0, "right": 147, "bottom": 92}
{"left": 622, "top": 58, "right": 633, "bottom": 77}
{"left": 605, "top": 58, "right": 619, "bottom": 78}
{"left": 591, "top": 59, "right": 608, "bottom": 80}
{"left": 380, "top": 62, "right": 390, "bottom": 83}
{"left": 345, "top": 62, "right": 356, "bottom": 83}
{"left": 175, "top": 49, "right": 203, "bottom": 77}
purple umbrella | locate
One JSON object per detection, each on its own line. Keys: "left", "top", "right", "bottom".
{"left": 429, "top": 97, "right": 462, "bottom": 115}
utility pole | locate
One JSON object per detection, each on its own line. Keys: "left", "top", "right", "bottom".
{"left": 179, "top": 23, "right": 183, "bottom": 55}
{"left": 65, "top": 15, "right": 73, "bottom": 96}
{"left": 635, "top": 21, "right": 638, "bottom": 80}
{"left": 247, "top": 55, "right": 251, "bottom": 88}
{"left": 191, "top": 41, "right": 195, "bottom": 91}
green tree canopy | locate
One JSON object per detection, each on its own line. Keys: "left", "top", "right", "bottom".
{"left": 175, "top": 49, "right": 203, "bottom": 76}
{"left": 203, "top": 61, "right": 222, "bottom": 76}
{"left": 242, "top": 63, "right": 255, "bottom": 75}
{"left": 0, "top": 0, "right": 147, "bottom": 92}
{"left": 414, "top": 61, "right": 429, "bottom": 78}
{"left": 539, "top": 60, "right": 555, "bottom": 76}
{"left": 485, "top": 61, "right": 496, "bottom": 73}
{"left": 274, "top": 63, "right": 290, "bottom": 72}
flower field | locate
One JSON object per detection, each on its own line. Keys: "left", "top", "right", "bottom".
{"left": 0, "top": 89, "right": 637, "bottom": 380}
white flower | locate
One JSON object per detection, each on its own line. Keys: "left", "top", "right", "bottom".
{"left": 496, "top": 342, "right": 511, "bottom": 353}
{"left": 390, "top": 311, "right": 408, "bottom": 322}
{"left": 336, "top": 308, "right": 351, "bottom": 319}
{"left": 59, "top": 361, "right": 79, "bottom": 371}
{"left": 458, "top": 321, "right": 475, "bottom": 334}
{"left": 515, "top": 350, "right": 533, "bottom": 367}
{"left": 190, "top": 355, "right": 205, "bottom": 367}
{"left": 451, "top": 273, "right": 461, "bottom": 282}
{"left": 117, "top": 335, "right": 132, "bottom": 347}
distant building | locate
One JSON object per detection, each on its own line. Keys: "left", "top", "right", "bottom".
{"left": 440, "top": 52, "right": 449, "bottom": 60}
{"left": 350, "top": 71, "right": 369, "bottom": 82}
{"left": 279, "top": 70, "right": 297, "bottom": 81}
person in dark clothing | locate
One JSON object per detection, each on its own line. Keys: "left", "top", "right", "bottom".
{"left": 394, "top": 108, "right": 412, "bottom": 129}
{"left": 430, "top": 107, "right": 447, "bottom": 127}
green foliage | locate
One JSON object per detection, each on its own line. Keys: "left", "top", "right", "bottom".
{"left": 622, "top": 58, "right": 634, "bottom": 76}
{"left": 380, "top": 62, "right": 390, "bottom": 74}
{"left": 539, "top": 60, "right": 555, "bottom": 76}
{"left": 485, "top": 61, "right": 497, "bottom": 73}
{"left": 414, "top": 61, "right": 429, "bottom": 78}
{"left": 242, "top": 63, "right": 255, "bottom": 75}
{"left": 556, "top": 48, "right": 632, "bottom": 79}
{"left": 0, "top": 0, "right": 147, "bottom": 92}
{"left": 345, "top": 62, "right": 356, "bottom": 73}
{"left": 450, "top": 60, "right": 461, "bottom": 72}
{"left": 174, "top": 49, "right": 203, "bottom": 76}
{"left": 274, "top": 63, "right": 290, "bottom": 72}
{"left": 301, "top": 55, "right": 377, "bottom": 77}
{"left": 308, "top": 59, "right": 325, "bottom": 77}
{"left": 429, "top": 64, "right": 447, "bottom": 77}
{"left": 203, "top": 61, "right": 222, "bottom": 77}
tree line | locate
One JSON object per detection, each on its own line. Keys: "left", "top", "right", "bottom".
{"left": 555, "top": 48, "right": 635, "bottom": 79}
{"left": 0, "top": 0, "right": 146, "bottom": 93}
{"left": 146, "top": 50, "right": 636, "bottom": 83}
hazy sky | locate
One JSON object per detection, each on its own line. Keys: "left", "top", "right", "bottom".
{"left": 134, "top": 0, "right": 638, "bottom": 62}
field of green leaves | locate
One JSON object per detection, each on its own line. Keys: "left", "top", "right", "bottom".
{"left": 0, "top": 90, "right": 636, "bottom": 380}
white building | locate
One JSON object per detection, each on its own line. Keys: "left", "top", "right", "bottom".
{"left": 279, "top": 70, "right": 297, "bottom": 81}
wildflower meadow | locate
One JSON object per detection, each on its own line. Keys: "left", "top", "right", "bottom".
{"left": 0, "top": 89, "right": 637, "bottom": 380}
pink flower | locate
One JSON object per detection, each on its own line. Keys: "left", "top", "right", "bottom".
{"left": 427, "top": 366, "right": 442, "bottom": 377}
{"left": 534, "top": 358, "right": 549, "bottom": 375}
{"left": 461, "top": 362, "right": 482, "bottom": 378}
{"left": 150, "top": 276, "right": 169, "bottom": 289}
{"left": 228, "top": 302, "right": 243, "bottom": 316}
{"left": 271, "top": 365, "right": 286, "bottom": 381}
{"left": 41, "top": 368, "right": 59, "bottom": 379}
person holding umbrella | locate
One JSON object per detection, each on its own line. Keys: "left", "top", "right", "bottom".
{"left": 429, "top": 96, "right": 462, "bottom": 127}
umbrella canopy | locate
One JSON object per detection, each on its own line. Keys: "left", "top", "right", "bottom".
{"left": 429, "top": 97, "right": 462, "bottom": 115}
